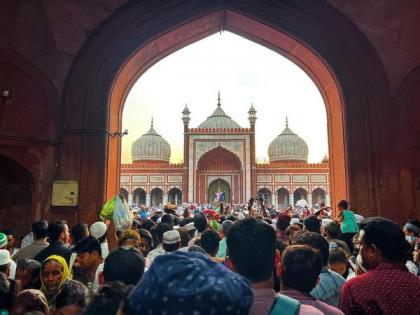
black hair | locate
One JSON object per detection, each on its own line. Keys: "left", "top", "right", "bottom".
{"left": 155, "top": 223, "right": 171, "bottom": 244}
{"left": 360, "top": 217, "right": 412, "bottom": 263}
{"left": 138, "top": 229, "right": 152, "bottom": 244}
{"left": 161, "top": 214, "right": 173, "bottom": 229}
{"left": 47, "top": 220, "right": 67, "bottom": 242}
{"left": 16, "top": 259, "right": 41, "bottom": 289}
{"left": 55, "top": 279, "right": 89, "bottom": 310}
{"left": 226, "top": 218, "right": 276, "bottom": 283}
{"left": 103, "top": 247, "right": 145, "bottom": 285}
{"left": 193, "top": 213, "right": 207, "bottom": 233}
{"left": 295, "top": 232, "right": 329, "bottom": 266}
{"left": 0, "top": 264, "right": 8, "bottom": 274}
{"left": 71, "top": 223, "right": 89, "bottom": 245}
{"left": 324, "top": 221, "right": 341, "bottom": 238}
{"left": 140, "top": 219, "right": 155, "bottom": 232}
{"left": 73, "top": 236, "right": 102, "bottom": 256}
{"left": 303, "top": 215, "right": 321, "bottom": 233}
{"left": 84, "top": 281, "right": 133, "bottom": 315}
{"left": 162, "top": 242, "right": 180, "bottom": 252}
{"left": 200, "top": 230, "right": 220, "bottom": 256}
{"left": 1, "top": 228, "right": 15, "bottom": 237}
{"left": 338, "top": 200, "right": 348, "bottom": 209}
{"left": 177, "top": 227, "right": 190, "bottom": 248}
{"left": 328, "top": 248, "right": 347, "bottom": 265}
{"left": 281, "top": 245, "right": 322, "bottom": 293}
{"left": 32, "top": 221, "right": 48, "bottom": 239}
{"left": 0, "top": 272, "right": 16, "bottom": 310}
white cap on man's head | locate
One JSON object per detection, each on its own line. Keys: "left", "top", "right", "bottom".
{"left": 0, "top": 249, "right": 10, "bottom": 266}
{"left": 90, "top": 222, "right": 107, "bottom": 239}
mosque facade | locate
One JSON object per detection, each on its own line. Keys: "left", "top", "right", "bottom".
{"left": 120, "top": 96, "right": 330, "bottom": 208}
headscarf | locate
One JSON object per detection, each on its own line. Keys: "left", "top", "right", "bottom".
{"left": 129, "top": 251, "right": 253, "bottom": 315}
{"left": 40, "top": 255, "right": 71, "bottom": 295}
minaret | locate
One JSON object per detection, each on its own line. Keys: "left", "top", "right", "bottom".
{"left": 248, "top": 103, "right": 257, "bottom": 199}
{"left": 181, "top": 104, "right": 191, "bottom": 202}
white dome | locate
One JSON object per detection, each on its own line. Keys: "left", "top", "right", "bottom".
{"left": 268, "top": 119, "right": 308, "bottom": 163}
{"left": 131, "top": 119, "right": 171, "bottom": 163}
{"left": 197, "top": 93, "right": 241, "bottom": 129}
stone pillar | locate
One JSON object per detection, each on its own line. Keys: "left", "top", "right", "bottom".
{"left": 308, "top": 194, "right": 313, "bottom": 207}
{"left": 325, "top": 194, "right": 331, "bottom": 207}
{"left": 163, "top": 193, "right": 168, "bottom": 205}
{"left": 146, "top": 193, "right": 151, "bottom": 207}
{"left": 175, "top": 194, "right": 178, "bottom": 205}
{"left": 290, "top": 194, "right": 294, "bottom": 207}
{"left": 128, "top": 194, "right": 133, "bottom": 205}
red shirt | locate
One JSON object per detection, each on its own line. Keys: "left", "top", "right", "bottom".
{"left": 339, "top": 262, "right": 420, "bottom": 315}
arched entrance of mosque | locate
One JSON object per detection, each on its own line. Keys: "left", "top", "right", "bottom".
{"left": 168, "top": 188, "right": 182, "bottom": 205}
{"left": 62, "top": 1, "right": 392, "bottom": 222}
{"left": 208, "top": 179, "right": 231, "bottom": 204}
{"left": 0, "top": 155, "right": 33, "bottom": 245}
{"left": 150, "top": 188, "right": 163, "bottom": 207}
{"left": 133, "top": 188, "right": 146, "bottom": 205}
{"left": 196, "top": 146, "right": 242, "bottom": 204}
{"left": 257, "top": 188, "right": 272, "bottom": 205}
{"left": 312, "top": 188, "right": 326, "bottom": 207}
{"left": 277, "top": 188, "right": 290, "bottom": 209}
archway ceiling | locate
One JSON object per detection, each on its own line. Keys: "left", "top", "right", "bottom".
{"left": 0, "top": 1, "right": 418, "bottom": 95}
{"left": 197, "top": 146, "right": 242, "bottom": 172}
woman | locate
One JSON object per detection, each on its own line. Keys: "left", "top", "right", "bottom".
{"left": 40, "top": 255, "right": 71, "bottom": 309}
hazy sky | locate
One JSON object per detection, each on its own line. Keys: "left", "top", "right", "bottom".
{"left": 122, "top": 31, "right": 328, "bottom": 164}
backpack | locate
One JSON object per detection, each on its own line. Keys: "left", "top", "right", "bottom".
{"left": 270, "top": 294, "right": 301, "bottom": 315}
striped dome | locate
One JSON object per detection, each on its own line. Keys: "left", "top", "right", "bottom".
{"left": 268, "top": 119, "right": 308, "bottom": 163}
{"left": 131, "top": 119, "right": 171, "bottom": 163}
{"left": 197, "top": 93, "right": 241, "bottom": 129}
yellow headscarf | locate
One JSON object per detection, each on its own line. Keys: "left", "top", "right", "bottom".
{"left": 40, "top": 255, "right": 71, "bottom": 294}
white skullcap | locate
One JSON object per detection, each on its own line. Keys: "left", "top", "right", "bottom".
{"left": 90, "top": 222, "right": 107, "bottom": 239}
{"left": 0, "top": 249, "right": 10, "bottom": 266}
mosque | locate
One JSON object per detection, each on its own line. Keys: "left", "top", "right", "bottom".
{"left": 120, "top": 95, "right": 330, "bottom": 207}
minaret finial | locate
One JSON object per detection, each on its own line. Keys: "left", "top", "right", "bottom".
{"left": 217, "top": 91, "right": 221, "bottom": 107}
{"left": 286, "top": 116, "right": 289, "bottom": 128}
{"left": 151, "top": 117, "right": 154, "bottom": 128}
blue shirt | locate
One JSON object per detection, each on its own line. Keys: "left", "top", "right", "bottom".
{"left": 310, "top": 267, "right": 345, "bottom": 307}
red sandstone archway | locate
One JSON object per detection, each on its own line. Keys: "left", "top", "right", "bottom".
{"left": 63, "top": 1, "right": 391, "bottom": 223}
{"left": 197, "top": 147, "right": 242, "bottom": 203}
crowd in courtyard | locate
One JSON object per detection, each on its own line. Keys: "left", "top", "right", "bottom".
{"left": 0, "top": 197, "right": 419, "bottom": 315}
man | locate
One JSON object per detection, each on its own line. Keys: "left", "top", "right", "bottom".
{"left": 0, "top": 249, "right": 11, "bottom": 278}
{"left": 187, "top": 212, "right": 208, "bottom": 247}
{"left": 73, "top": 236, "right": 103, "bottom": 292}
{"left": 90, "top": 221, "right": 109, "bottom": 259}
{"left": 71, "top": 223, "right": 89, "bottom": 247}
{"left": 14, "top": 220, "right": 49, "bottom": 261}
{"left": 118, "top": 229, "right": 141, "bottom": 250}
{"left": 279, "top": 245, "right": 344, "bottom": 314}
{"left": 339, "top": 217, "right": 420, "bottom": 314}
{"left": 303, "top": 215, "right": 321, "bottom": 234}
{"left": 295, "top": 231, "right": 345, "bottom": 307}
{"left": 138, "top": 228, "right": 152, "bottom": 256}
{"left": 34, "top": 220, "right": 72, "bottom": 264}
{"left": 1, "top": 228, "right": 19, "bottom": 258}
{"left": 14, "top": 258, "right": 41, "bottom": 290}
{"left": 201, "top": 229, "right": 223, "bottom": 262}
{"left": 321, "top": 221, "right": 351, "bottom": 255}
{"left": 0, "top": 232, "right": 17, "bottom": 279}
{"left": 100, "top": 246, "right": 145, "bottom": 286}
{"left": 336, "top": 200, "right": 358, "bottom": 252}
{"left": 216, "top": 219, "right": 233, "bottom": 259}
{"left": 162, "top": 230, "right": 181, "bottom": 253}
{"left": 147, "top": 223, "right": 171, "bottom": 262}
{"left": 403, "top": 219, "right": 420, "bottom": 245}
{"left": 226, "top": 218, "right": 323, "bottom": 315}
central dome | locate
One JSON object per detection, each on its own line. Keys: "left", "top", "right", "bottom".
{"left": 268, "top": 118, "right": 309, "bottom": 163}
{"left": 131, "top": 119, "right": 171, "bottom": 163}
{"left": 197, "top": 93, "right": 241, "bottom": 129}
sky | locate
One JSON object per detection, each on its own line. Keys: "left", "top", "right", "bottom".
{"left": 122, "top": 31, "right": 328, "bottom": 164}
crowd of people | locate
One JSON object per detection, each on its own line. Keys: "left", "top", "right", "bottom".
{"left": 0, "top": 197, "right": 419, "bottom": 315}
